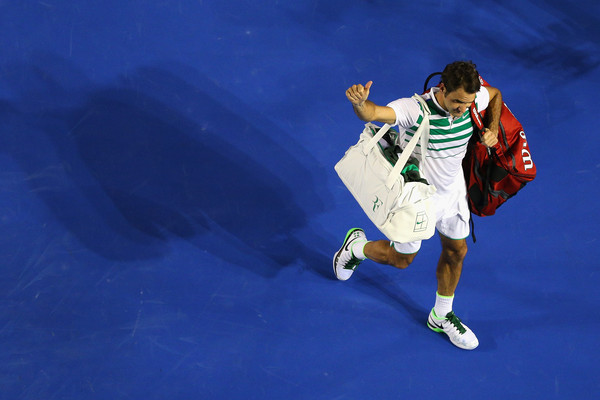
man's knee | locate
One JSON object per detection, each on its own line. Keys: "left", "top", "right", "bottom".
{"left": 388, "top": 248, "right": 417, "bottom": 269}
{"left": 440, "top": 237, "right": 468, "bottom": 264}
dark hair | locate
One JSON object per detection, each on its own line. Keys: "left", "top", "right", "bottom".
{"left": 441, "top": 61, "right": 480, "bottom": 94}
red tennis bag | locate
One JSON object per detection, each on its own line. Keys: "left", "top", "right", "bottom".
{"left": 423, "top": 73, "right": 536, "bottom": 216}
{"left": 465, "top": 76, "right": 536, "bottom": 216}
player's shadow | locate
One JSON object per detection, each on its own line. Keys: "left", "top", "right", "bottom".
{"left": 356, "top": 272, "right": 429, "bottom": 324}
{"left": 0, "top": 55, "right": 332, "bottom": 278}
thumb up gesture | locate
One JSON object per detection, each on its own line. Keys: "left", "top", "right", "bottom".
{"left": 346, "top": 81, "right": 373, "bottom": 107}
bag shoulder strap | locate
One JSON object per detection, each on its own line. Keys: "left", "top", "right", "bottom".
{"left": 362, "top": 122, "right": 392, "bottom": 154}
{"left": 385, "top": 94, "right": 431, "bottom": 188}
{"left": 469, "top": 98, "right": 484, "bottom": 133}
{"left": 468, "top": 78, "right": 493, "bottom": 155}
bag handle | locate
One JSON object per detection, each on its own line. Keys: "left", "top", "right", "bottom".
{"left": 385, "top": 94, "right": 431, "bottom": 188}
{"left": 362, "top": 122, "right": 392, "bottom": 155}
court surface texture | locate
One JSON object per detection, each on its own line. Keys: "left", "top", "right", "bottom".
{"left": 1, "top": 1, "right": 598, "bottom": 399}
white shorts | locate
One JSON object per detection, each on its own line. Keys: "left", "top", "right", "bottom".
{"left": 391, "top": 183, "right": 471, "bottom": 254}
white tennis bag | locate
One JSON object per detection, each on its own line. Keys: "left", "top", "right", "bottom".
{"left": 335, "top": 94, "right": 437, "bottom": 243}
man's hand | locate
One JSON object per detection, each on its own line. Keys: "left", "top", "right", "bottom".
{"left": 481, "top": 128, "right": 499, "bottom": 148}
{"left": 345, "top": 81, "right": 396, "bottom": 124}
{"left": 346, "top": 81, "right": 373, "bottom": 107}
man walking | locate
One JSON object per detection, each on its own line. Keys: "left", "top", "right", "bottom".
{"left": 334, "top": 61, "right": 502, "bottom": 350}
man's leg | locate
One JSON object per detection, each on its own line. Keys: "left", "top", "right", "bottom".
{"left": 427, "top": 233, "right": 478, "bottom": 350}
{"left": 364, "top": 240, "right": 417, "bottom": 270}
{"left": 436, "top": 234, "right": 468, "bottom": 296}
{"left": 333, "top": 229, "right": 417, "bottom": 281}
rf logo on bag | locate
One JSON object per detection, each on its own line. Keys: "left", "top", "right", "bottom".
{"left": 372, "top": 196, "right": 383, "bottom": 212}
{"left": 413, "top": 211, "right": 428, "bottom": 232}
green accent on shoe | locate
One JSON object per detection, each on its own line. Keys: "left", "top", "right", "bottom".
{"left": 427, "top": 309, "right": 444, "bottom": 332}
{"left": 343, "top": 228, "right": 363, "bottom": 243}
{"left": 343, "top": 256, "right": 362, "bottom": 271}
{"left": 341, "top": 228, "right": 364, "bottom": 271}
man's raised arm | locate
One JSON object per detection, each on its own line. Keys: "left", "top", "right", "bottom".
{"left": 346, "top": 81, "right": 397, "bottom": 125}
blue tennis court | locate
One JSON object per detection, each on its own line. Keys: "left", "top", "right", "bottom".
{"left": 1, "top": 1, "right": 598, "bottom": 399}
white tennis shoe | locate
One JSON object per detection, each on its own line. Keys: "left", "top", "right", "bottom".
{"left": 427, "top": 309, "right": 479, "bottom": 350}
{"left": 333, "top": 228, "right": 366, "bottom": 281}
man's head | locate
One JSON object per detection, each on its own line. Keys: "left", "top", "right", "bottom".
{"left": 437, "top": 61, "right": 481, "bottom": 118}
{"left": 441, "top": 61, "right": 480, "bottom": 94}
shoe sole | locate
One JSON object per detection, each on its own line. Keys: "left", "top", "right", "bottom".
{"left": 332, "top": 228, "right": 363, "bottom": 280}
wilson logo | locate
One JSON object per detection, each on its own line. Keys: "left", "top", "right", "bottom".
{"left": 519, "top": 130, "right": 534, "bottom": 171}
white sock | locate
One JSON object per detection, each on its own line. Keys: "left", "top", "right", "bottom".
{"left": 434, "top": 292, "right": 454, "bottom": 318}
{"left": 351, "top": 240, "right": 368, "bottom": 260}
